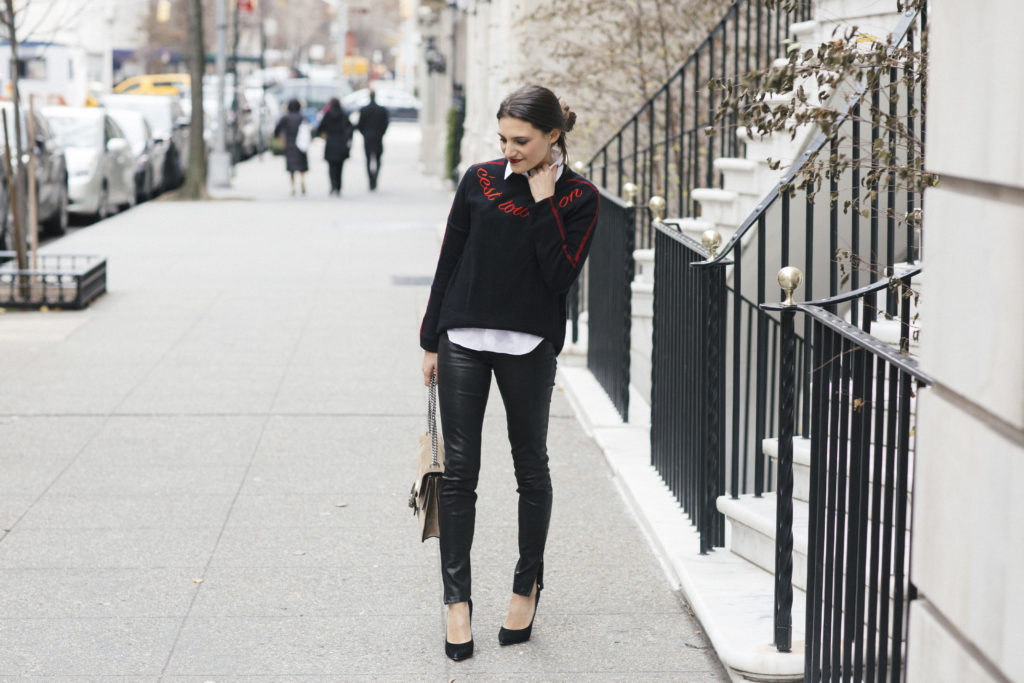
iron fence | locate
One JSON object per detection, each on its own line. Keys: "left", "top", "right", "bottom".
{"left": 765, "top": 269, "right": 926, "bottom": 679}
{"left": 651, "top": 222, "right": 725, "bottom": 551}
{"left": 692, "top": 7, "right": 926, "bottom": 508}
{"left": 585, "top": 189, "right": 636, "bottom": 421}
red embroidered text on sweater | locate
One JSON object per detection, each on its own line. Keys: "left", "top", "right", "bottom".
{"left": 421, "top": 159, "right": 600, "bottom": 354}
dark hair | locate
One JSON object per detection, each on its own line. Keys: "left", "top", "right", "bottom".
{"left": 328, "top": 97, "right": 341, "bottom": 112}
{"left": 287, "top": 98, "right": 301, "bottom": 113}
{"left": 496, "top": 85, "right": 577, "bottom": 164}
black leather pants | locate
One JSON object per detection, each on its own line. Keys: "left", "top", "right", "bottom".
{"left": 328, "top": 161, "right": 344, "bottom": 192}
{"left": 436, "top": 334, "right": 556, "bottom": 604}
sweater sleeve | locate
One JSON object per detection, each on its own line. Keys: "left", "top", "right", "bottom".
{"left": 529, "top": 182, "right": 600, "bottom": 293}
{"left": 420, "top": 168, "right": 473, "bottom": 352}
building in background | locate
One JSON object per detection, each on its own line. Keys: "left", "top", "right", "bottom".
{"left": 5, "top": 0, "right": 148, "bottom": 99}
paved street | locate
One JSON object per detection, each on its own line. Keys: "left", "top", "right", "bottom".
{"left": 0, "top": 124, "right": 729, "bottom": 681}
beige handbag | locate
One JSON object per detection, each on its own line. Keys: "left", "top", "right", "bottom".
{"left": 409, "top": 374, "right": 444, "bottom": 541}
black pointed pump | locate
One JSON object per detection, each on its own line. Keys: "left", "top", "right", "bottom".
{"left": 498, "top": 585, "right": 541, "bottom": 646}
{"left": 444, "top": 599, "right": 474, "bottom": 661}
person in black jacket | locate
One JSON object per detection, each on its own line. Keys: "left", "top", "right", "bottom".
{"left": 420, "top": 85, "right": 599, "bottom": 662}
{"left": 356, "top": 90, "right": 389, "bottom": 190}
{"left": 273, "top": 99, "right": 309, "bottom": 196}
{"left": 313, "top": 97, "right": 354, "bottom": 196}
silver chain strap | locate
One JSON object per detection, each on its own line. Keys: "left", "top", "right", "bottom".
{"left": 428, "top": 373, "right": 439, "bottom": 467}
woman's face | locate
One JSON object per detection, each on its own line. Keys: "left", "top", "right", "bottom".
{"left": 498, "top": 117, "right": 560, "bottom": 173}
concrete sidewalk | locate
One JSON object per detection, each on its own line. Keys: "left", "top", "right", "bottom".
{"left": 0, "top": 124, "right": 728, "bottom": 681}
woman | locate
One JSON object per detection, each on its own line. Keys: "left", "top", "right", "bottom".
{"left": 273, "top": 98, "right": 309, "bottom": 195}
{"left": 420, "top": 85, "right": 600, "bottom": 661}
{"left": 313, "top": 97, "right": 354, "bottom": 196}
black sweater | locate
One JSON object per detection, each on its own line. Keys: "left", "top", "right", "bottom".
{"left": 420, "top": 159, "right": 601, "bottom": 354}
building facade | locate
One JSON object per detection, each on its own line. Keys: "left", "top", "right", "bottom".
{"left": 907, "top": 2, "right": 1024, "bottom": 680}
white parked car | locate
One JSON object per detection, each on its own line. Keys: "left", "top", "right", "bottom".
{"left": 342, "top": 86, "right": 421, "bottom": 122}
{"left": 102, "top": 94, "right": 190, "bottom": 190}
{"left": 106, "top": 107, "right": 166, "bottom": 201}
{"left": 42, "top": 107, "right": 135, "bottom": 220}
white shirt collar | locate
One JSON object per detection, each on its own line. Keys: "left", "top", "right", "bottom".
{"left": 504, "top": 146, "right": 565, "bottom": 182}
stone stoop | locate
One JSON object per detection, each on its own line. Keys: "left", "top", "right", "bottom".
{"left": 693, "top": 188, "right": 758, "bottom": 228}
{"left": 735, "top": 126, "right": 810, "bottom": 172}
{"left": 558, "top": 365, "right": 805, "bottom": 683}
{"left": 718, "top": 476, "right": 908, "bottom": 637}
{"left": 798, "top": 0, "right": 904, "bottom": 47}
{"left": 763, "top": 436, "right": 916, "bottom": 521}
{"left": 718, "top": 493, "right": 810, "bottom": 592}
{"left": 668, "top": 217, "right": 721, "bottom": 246}
{"left": 714, "top": 157, "right": 778, "bottom": 197}
{"left": 763, "top": 437, "right": 813, "bottom": 503}
{"left": 631, "top": 248, "right": 655, "bottom": 407}
{"left": 866, "top": 262, "right": 923, "bottom": 350}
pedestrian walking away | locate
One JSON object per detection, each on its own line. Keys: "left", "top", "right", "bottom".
{"left": 357, "top": 90, "right": 390, "bottom": 191}
{"left": 313, "top": 97, "right": 354, "bottom": 196}
{"left": 273, "top": 98, "right": 309, "bottom": 196}
{"left": 419, "top": 84, "right": 600, "bottom": 662}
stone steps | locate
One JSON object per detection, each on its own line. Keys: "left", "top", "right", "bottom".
{"left": 718, "top": 492, "right": 907, "bottom": 637}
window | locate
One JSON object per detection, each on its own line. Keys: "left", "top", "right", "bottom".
{"left": 16, "top": 58, "right": 47, "bottom": 80}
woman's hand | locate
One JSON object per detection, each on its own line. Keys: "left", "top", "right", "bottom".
{"left": 422, "top": 351, "right": 438, "bottom": 386}
{"left": 527, "top": 162, "right": 558, "bottom": 203}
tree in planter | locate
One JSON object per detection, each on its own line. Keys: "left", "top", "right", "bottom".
{"left": 709, "top": 0, "right": 934, "bottom": 288}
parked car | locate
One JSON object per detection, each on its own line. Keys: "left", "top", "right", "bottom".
{"left": 42, "top": 107, "right": 135, "bottom": 220}
{"left": 0, "top": 101, "right": 69, "bottom": 248}
{"left": 245, "top": 87, "right": 281, "bottom": 154}
{"left": 203, "top": 82, "right": 258, "bottom": 158}
{"left": 113, "top": 73, "right": 190, "bottom": 100}
{"left": 106, "top": 107, "right": 165, "bottom": 201}
{"left": 342, "top": 87, "right": 421, "bottom": 122}
{"left": 102, "top": 94, "right": 189, "bottom": 189}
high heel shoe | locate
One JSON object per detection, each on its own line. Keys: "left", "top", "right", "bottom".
{"left": 498, "top": 587, "right": 541, "bottom": 645}
{"left": 445, "top": 599, "right": 473, "bottom": 661}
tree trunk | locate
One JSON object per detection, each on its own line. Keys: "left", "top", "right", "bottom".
{"left": 180, "top": 0, "right": 207, "bottom": 199}
{"left": 2, "top": 0, "right": 28, "bottom": 278}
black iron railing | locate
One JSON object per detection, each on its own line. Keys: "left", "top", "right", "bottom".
{"left": 650, "top": 222, "right": 725, "bottom": 551}
{"left": 764, "top": 268, "right": 925, "bottom": 677}
{"left": 585, "top": 189, "right": 636, "bottom": 421}
{"left": 693, "top": 7, "right": 926, "bottom": 508}
{"left": 585, "top": 0, "right": 813, "bottom": 246}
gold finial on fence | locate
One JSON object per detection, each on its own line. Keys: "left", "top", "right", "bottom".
{"left": 572, "top": 160, "right": 586, "bottom": 174}
{"left": 778, "top": 266, "right": 803, "bottom": 306}
{"left": 623, "top": 182, "right": 638, "bottom": 207}
{"left": 648, "top": 195, "right": 666, "bottom": 221}
{"left": 701, "top": 230, "right": 722, "bottom": 260}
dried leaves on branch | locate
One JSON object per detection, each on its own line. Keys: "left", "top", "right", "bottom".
{"left": 709, "top": 0, "right": 935, "bottom": 223}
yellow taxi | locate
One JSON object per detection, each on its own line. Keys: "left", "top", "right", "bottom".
{"left": 112, "top": 73, "right": 190, "bottom": 97}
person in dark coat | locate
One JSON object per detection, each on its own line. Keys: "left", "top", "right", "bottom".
{"left": 273, "top": 98, "right": 309, "bottom": 195}
{"left": 356, "top": 90, "right": 390, "bottom": 190}
{"left": 313, "top": 97, "right": 354, "bottom": 196}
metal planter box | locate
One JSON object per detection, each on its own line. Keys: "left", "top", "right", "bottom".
{"left": 0, "top": 252, "right": 107, "bottom": 310}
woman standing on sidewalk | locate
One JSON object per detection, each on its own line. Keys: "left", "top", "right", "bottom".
{"left": 420, "top": 85, "right": 600, "bottom": 661}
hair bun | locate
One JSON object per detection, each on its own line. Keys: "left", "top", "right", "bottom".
{"left": 561, "top": 102, "right": 577, "bottom": 133}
